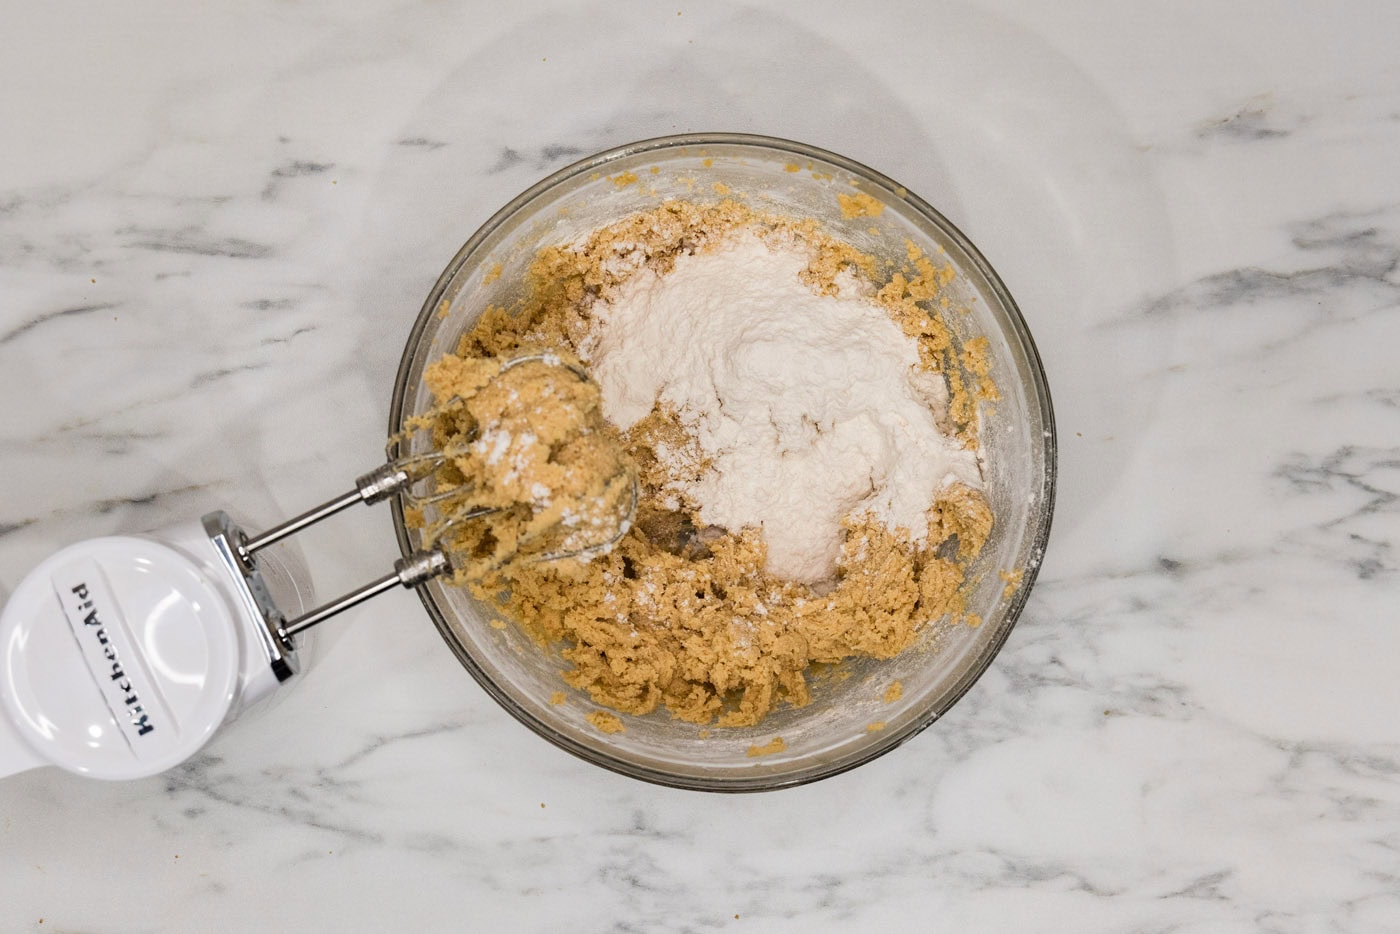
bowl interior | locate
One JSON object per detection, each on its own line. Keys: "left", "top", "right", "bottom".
{"left": 389, "top": 134, "right": 1055, "bottom": 791}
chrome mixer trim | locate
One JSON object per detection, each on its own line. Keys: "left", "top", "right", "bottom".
{"left": 202, "top": 511, "right": 298, "bottom": 682}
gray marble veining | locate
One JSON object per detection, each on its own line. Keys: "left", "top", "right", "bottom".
{"left": 1, "top": 1, "right": 1397, "bottom": 931}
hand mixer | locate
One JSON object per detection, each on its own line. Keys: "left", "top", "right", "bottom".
{"left": 0, "top": 354, "right": 635, "bottom": 781}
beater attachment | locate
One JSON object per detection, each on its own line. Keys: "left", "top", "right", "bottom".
{"left": 238, "top": 353, "right": 637, "bottom": 647}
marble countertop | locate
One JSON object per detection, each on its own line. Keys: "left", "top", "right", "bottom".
{"left": 2, "top": 1, "right": 1397, "bottom": 930}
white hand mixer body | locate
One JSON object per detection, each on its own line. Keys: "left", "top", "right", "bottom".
{"left": 0, "top": 465, "right": 446, "bottom": 781}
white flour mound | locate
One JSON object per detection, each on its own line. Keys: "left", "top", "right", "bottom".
{"left": 582, "top": 229, "right": 982, "bottom": 583}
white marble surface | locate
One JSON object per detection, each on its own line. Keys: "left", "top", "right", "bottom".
{"left": 2, "top": 1, "right": 1398, "bottom": 930}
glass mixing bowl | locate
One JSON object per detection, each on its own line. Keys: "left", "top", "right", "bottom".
{"left": 388, "top": 133, "right": 1055, "bottom": 791}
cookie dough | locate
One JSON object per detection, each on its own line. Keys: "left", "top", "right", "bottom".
{"left": 410, "top": 353, "right": 633, "bottom": 576}
{"left": 428, "top": 199, "right": 994, "bottom": 728}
